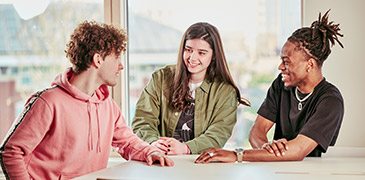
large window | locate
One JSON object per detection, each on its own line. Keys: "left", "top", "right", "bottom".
{"left": 127, "top": 0, "right": 301, "bottom": 149}
{"left": 0, "top": 0, "right": 301, "bottom": 152}
{"left": 0, "top": 0, "right": 103, "bottom": 142}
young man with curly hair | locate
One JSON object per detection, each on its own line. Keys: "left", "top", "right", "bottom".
{"left": 0, "top": 21, "right": 173, "bottom": 180}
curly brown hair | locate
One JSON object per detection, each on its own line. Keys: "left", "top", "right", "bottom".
{"left": 65, "top": 20, "right": 127, "bottom": 74}
{"left": 288, "top": 9, "right": 344, "bottom": 67}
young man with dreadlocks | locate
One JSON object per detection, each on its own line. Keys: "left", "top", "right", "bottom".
{"left": 195, "top": 9, "right": 344, "bottom": 163}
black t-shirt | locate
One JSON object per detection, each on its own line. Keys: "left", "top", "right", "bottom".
{"left": 258, "top": 74, "right": 344, "bottom": 157}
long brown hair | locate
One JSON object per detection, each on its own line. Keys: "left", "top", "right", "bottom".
{"left": 288, "top": 9, "right": 344, "bottom": 67}
{"left": 171, "top": 22, "right": 250, "bottom": 111}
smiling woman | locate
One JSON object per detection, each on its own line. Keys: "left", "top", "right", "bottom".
{"left": 131, "top": 22, "right": 250, "bottom": 155}
{"left": 127, "top": 0, "right": 301, "bottom": 149}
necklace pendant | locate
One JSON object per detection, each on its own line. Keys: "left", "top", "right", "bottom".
{"left": 298, "top": 102, "right": 303, "bottom": 111}
{"left": 295, "top": 87, "right": 313, "bottom": 111}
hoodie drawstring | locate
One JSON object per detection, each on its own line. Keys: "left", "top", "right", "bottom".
{"left": 87, "top": 101, "right": 102, "bottom": 153}
{"left": 87, "top": 102, "right": 93, "bottom": 151}
{"left": 95, "top": 103, "right": 101, "bottom": 153}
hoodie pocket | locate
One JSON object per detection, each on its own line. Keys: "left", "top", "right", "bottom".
{"left": 58, "top": 173, "right": 82, "bottom": 180}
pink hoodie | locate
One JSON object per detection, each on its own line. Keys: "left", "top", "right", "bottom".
{"left": 0, "top": 68, "right": 159, "bottom": 180}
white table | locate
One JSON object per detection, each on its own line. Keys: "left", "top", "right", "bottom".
{"left": 74, "top": 147, "right": 365, "bottom": 180}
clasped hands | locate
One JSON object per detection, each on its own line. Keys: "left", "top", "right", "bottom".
{"left": 261, "top": 138, "right": 288, "bottom": 156}
{"left": 145, "top": 137, "right": 189, "bottom": 167}
{"left": 149, "top": 137, "right": 289, "bottom": 164}
{"left": 195, "top": 138, "right": 289, "bottom": 163}
{"left": 151, "top": 137, "right": 190, "bottom": 155}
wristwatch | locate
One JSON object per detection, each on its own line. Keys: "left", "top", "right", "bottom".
{"left": 235, "top": 148, "right": 245, "bottom": 162}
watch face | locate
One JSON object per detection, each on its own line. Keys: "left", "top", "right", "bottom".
{"left": 235, "top": 148, "right": 244, "bottom": 162}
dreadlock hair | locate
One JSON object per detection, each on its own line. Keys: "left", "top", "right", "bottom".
{"left": 288, "top": 9, "right": 344, "bottom": 67}
{"left": 171, "top": 22, "right": 251, "bottom": 111}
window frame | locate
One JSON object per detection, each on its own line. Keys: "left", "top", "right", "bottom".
{"left": 104, "top": 0, "right": 130, "bottom": 125}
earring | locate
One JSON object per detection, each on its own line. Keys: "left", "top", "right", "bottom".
{"left": 307, "top": 69, "right": 310, "bottom": 72}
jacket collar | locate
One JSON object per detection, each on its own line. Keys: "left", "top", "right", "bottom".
{"left": 199, "top": 78, "right": 212, "bottom": 94}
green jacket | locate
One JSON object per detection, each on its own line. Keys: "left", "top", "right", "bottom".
{"left": 132, "top": 65, "right": 238, "bottom": 154}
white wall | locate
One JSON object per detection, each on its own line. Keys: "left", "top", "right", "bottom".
{"left": 303, "top": 0, "right": 365, "bottom": 147}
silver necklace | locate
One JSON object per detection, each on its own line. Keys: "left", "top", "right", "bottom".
{"left": 295, "top": 87, "right": 313, "bottom": 111}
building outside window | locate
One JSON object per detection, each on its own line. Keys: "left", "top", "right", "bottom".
{"left": 0, "top": 0, "right": 103, "bottom": 143}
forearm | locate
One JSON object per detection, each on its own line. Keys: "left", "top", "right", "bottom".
{"left": 249, "top": 115, "right": 275, "bottom": 148}
{"left": 249, "top": 130, "right": 268, "bottom": 148}
{"left": 195, "top": 147, "right": 306, "bottom": 163}
{"left": 133, "top": 126, "right": 159, "bottom": 144}
{"left": 185, "top": 138, "right": 215, "bottom": 154}
{"left": 186, "top": 131, "right": 230, "bottom": 154}
{"left": 247, "top": 134, "right": 318, "bottom": 162}
{"left": 243, "top": 148, "right": 305, "bottom": 162}
{"left": 113, "top": 129, "right": 160, "bottom": 161}
{"left": 0, "top": 97, "right": 52, "bottom": 180}
{"left": 131, "top": 115, "right": 160, "bottom": 143}
{"left": 1, "top": 150, "right": 31, "bottom": 180}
